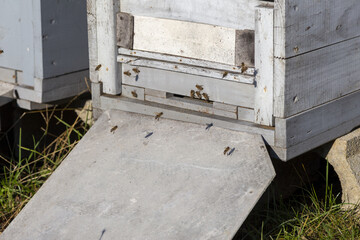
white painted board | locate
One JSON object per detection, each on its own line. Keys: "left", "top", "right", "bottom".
{"left": 0, "top": 110, "right": 275, "bottom": 240}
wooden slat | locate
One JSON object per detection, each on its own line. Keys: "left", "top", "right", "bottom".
{"left": 145, "top": 95, "right": 237, "bottom": 119}
{"left": 274, "top": 36, "right": 360, "bottom": 118}
{"left": 100, "top": 95, "right": 275, "bottom": 145}
{"left": 120, "top": 0, "right": 260, "bottom": 30}
{"left": 119, "top": 48, "right": 255, "bottom": 76}
{"left": 117, "top": 55, "right": 254, "bottom": 84}
{"left": 275, "top": 89, "right": 360, "bottom": 149}
{"left": 274, "top": 0, "right": 360, "bottom": 58}
{"left": 0, "top": 67, "right": 16, "bottom": 83}
{"left": 96, "top": 0, "right": 121, "bottom": 94}
{"left": 213, "top": 102, "right": 238, "bottom": 113}
{"left": 133, "top": 16, "right": 237, "bottom": 65}
{"left": 116, "top": 12, "right": 134, "bottom": 48}
{"left": 238, "top": 107, "right": 255, "bottom": 123}
{"left": 121, "top": 65, "right": 255, "bottom": 108}
{"left": 254, "top": 5, "right": 274, "bottom": 126}
{"left": 144, "top": 88, "right": 167, "bottom": 99}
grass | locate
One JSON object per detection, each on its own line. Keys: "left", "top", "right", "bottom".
{"left": 0, "top": 102, "right": 92, "bottom": 233}
{"left": 0, "top": 100, "right": 360, "bottom": 239}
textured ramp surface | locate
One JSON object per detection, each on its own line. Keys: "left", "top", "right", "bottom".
{"left": 1, "top": 110, "right": 275, "bottom": 240}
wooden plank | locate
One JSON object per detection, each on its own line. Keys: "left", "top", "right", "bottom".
{"left": 0, "top": 67, "right": 16, "bottom": 83}
{"left": 274, "top": 36, "right": 360, "bottom": 118}
{"left": 235, "top": 30, "right": 254, "bottom": 67}
{"left": 213, "top": 102, "right": 238, "bottom": 113}
{"left": 274, "top": 0, "right": 360, "bottom": 59}
{"left": 16, "top": 99, "right": 51, "bottom": 110}
{"left": 145, "top": 95, "right": 237, "bottom": 119}
{"left": 116, "top": 12, "right": 134, "bottom": 48}
{"left": 133, "top": 16, "right": 236, "bottom": 65}
{"left": 254, "top": 5, "right": 274, "bottom": 126}
{"left": 96, "top": 0, "right": 121, "bottom": 94}
{"left": 0, "top": 82, "right": 14, "bottom": 98}
{"left": 87, "top": 0, "right": 99, "bottom": 84}
{"left": 144, "top": 88, "right": 167, "bottom": 99}
{"left": 120, "top": 0, "right": 260, "bottom": 30}
{"left": 34, "top": 70, "right": 88, "bottom": 92}
{"left": 100, "top": 95, "right": 275, "bottom": 145}
{"left": 238, "top": 107, "right": 255, "bottom": 123}
{"left": 121, "top": 65, "right": 255, "bottom": 108}
{"left": 118, "top": 55, "right": 254, "bottom": 84}
{"left": 118, "top": 48, "right": 255, "bottom": 76}
{"left": 275, "top": 89, "right": 360, "bottom": 149}
{"left": 122, "top": 85, "right": 145, "bottom": 100}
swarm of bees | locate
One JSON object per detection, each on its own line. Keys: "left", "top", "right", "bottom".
{"left": 189, "top": 84, "right": 210, "bottom": 102}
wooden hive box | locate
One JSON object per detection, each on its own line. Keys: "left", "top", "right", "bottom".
{"left": 0, "top": 0, "right": 89, "bottom": 109}
{"left": 89, "top": 0, "right": 360, "bottom": 161}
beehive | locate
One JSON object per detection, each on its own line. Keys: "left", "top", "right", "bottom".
{"left": 89, "top": 0, "right": 360, "bottom": 160}
{"left": 0, "top": 0, "right": 89, "bottom": 109}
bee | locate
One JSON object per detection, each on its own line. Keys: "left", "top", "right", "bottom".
{"left": 190, "top": 90, "right": 196, "bottom": 98}
{"left": 227, "top": 148, "right": 235, "bottom": 156}
{"left": 95, "top": 64, "right": 102, "bottom": 71}
{"left": 155, "top": 112, "right": 163, "bottom": 120}
{"left": 195, "top": 91, "right": 202, "bottom": 99}
{"left": 195, "top": 84, "right": 203, "bottom": 91}
{"left": 124, "top": 71, "right": 131, "bottom": 76}
{"left": 133, "top": 68, "right": 140, "bottom": 74}
{"left": 202, "top": 93, "right": 210, "bottom": 102}
{"left": 131, "top": 90, "right": 138, "bottom": 98}
{"left": 110, "top": 125, "right": 118, "bottom": 133}
{"left": 222, "top": 71, "right": 228, "bottom": 78}
{"left": 0, "top": 50, "right": 3, "bottom": 54}
{"left": 224, "top": 146, "right": 230, "bottom": 155}
{"left": 241, "top": 62, "right": 248, "bottom": 73}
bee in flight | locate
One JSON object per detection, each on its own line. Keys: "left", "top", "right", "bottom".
{"left": 95, "top": 64, "right": 102, "bottom": 71}
{"left": 195, "top": 84, "right": 203, "bottom": 91}
{"left": 133, "top": 68, "right": 140, "bottom": 74}
{"left": 110, "top": 125, "right": 118, "bottom": 133}
{"left": 155, "top": 112, "right": 163, "bottom": 120}
{"left": 124, "top": 71, "right": 132, "bottom": 76}
{"left": 224, "top": 146, "right": 230, "bottom": 155}
{"left": 0, "top": 50, "right": 4, "bottom": 54}
{"left": 131, "top": 90, "right": 138, "bottom": 98}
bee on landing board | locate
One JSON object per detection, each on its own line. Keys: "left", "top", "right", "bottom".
{"left": 202, "top": 93, "right": 210, "bottom": 102}
{"left": 190, "top": 90, "right": 196, "bottom": 98}
{"left": 195, "top": 91, "right": 202, "bottom": 99}
{"left": 110, "top": 125, "right": 118, "bottom": 133}
{"left": 132, "top": 68, "right": 140, "bottom": 74}
{"left": 224, "top": 146, "right": 230, "bottom": 155}
{"left": 124, "top": 71, "right": 131, "bottom": 76}
{"left": 241, "top": 62, "right": 248, "bottom": 73}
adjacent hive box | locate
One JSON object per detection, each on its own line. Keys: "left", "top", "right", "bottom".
{"left": 88, "top": 0, "right": 360, "bottom": 160}
{"left": 0, "top": 0, "right": 89, "bottom": 108}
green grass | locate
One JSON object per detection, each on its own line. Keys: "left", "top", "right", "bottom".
{"left": 238, "top": 161, "right": 360, "bottom": 240}
{"left": 0, "top": 102, "right": 359, "bottom": 239}
{"left": 0, "top": 104, "right": 91, "bottom": 233}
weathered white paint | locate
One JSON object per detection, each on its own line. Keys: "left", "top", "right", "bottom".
{"left": 254, "top": 5, "right": 274, "bottom": 126}
{"left": 120, "top": 0, "right": 260, "bottom": 30}
{"left": 238, "top": 107, "right": 255, "bottom": 123}
{"left": 122, "top": 85, "right": 145, "bottom": 100}
{"left": 96, "top": 0, "right": 121, "bottom": 94}
{"left": 133, "top": 16, "right": 237, "bottom": 65}
{"left": 0, "top": 67, "right": 16, "bottom": 83}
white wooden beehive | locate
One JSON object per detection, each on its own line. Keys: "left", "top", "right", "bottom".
{"left": 89, "top": 0, "right": 360, "bottom": 161}
{"left": 0, "top": 0, "right": 89, "bottom": 109}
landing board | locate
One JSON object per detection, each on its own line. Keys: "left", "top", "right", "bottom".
{"left": 1, "top": 110, "right": 275, "bottom": 240}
